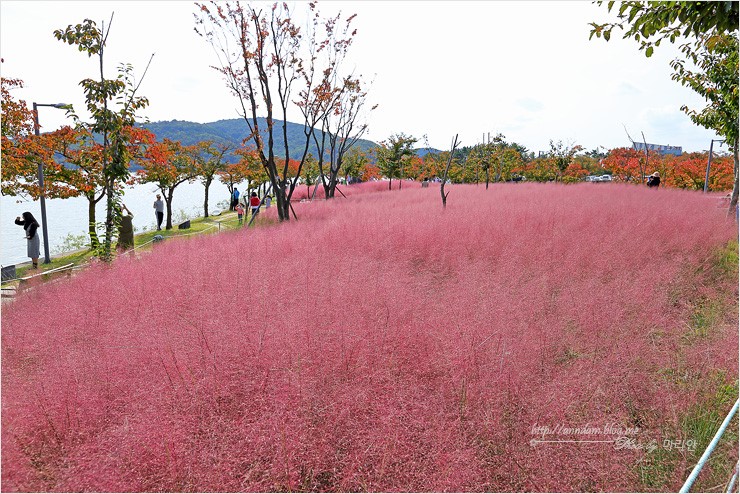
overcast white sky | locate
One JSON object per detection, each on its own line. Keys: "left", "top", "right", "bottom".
{"left": 0, "top": 1, "right": 725, "bottom": 154}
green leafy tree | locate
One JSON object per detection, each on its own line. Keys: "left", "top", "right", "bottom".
{"left": 591, "top": 1, "right": 739, "bottom": 214}
{"left": 377, "top": 133, "right": 417, "bottom": 190}
{"left": 585, "top": 147, "right": 607, "bottom": 159}
{"left": 671, "top": 32, "right": 739, "bottom": 214}
{"left": 589, "top": 1, "right": 738, "bottom": 57}
{"left": 496, "top": 147, "right": 526, "bottom": 182}
{"left": 193, "top": 140, "right": 233, "bottom": 217}
{"left": 518, "top": 156, "right": 559, "bottom": 182}
{"left": 461, "top": 134, "right": 528, "bottom": 187}
{"left": 300, "top": 153, "right": 320, "bottom": 198}
{"left": 548, "top": 140, "right": 583, "bottom": 181}
{"left": 54, "top": 16, "right": 153, "bottom": 259}
{"left": 342, "top": 147, "right": 369, "bottom": 184}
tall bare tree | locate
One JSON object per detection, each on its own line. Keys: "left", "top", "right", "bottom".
{"left": 195, "top": 2, "right": 363, "bottom": 221}
{"left": 441, "top": 135, "right": 460, "bottom": 208}
{"left": 316, "top": 76, "right": 374, "bottom": 198}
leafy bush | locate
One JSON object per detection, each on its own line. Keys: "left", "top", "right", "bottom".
{"left": 51, "top": 232, "right": 89, "bottom": 254}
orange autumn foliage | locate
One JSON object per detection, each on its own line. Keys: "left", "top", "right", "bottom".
{"left": 603, "top": 147, "right": 734, "bottom": 190}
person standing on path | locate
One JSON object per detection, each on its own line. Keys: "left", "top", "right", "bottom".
{"left": 118, "top": 204, "right": 135, "bottom": 252}
{"left": 235, "top": 203, "right": 245, "bottom": 224}
{"left": 153, "top": 194, "right": 165, "bottom": 230}
{"left": 232, "top": 187, "right": 240, "bottom": 211}
{"left": 265, "top": 195, "right": 272, "bottom": 208}
{"left": 15, "top": 211, "right": 40, "bottom": 269}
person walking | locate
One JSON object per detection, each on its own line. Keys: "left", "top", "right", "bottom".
{"left": 153, "top": 194, "right": 165, "bottom": 230}
{"left": 118, "top": 204, "right": 135, "bottom": 252}
{"left": 265, "top": 195, "right": 272, "bottom": 208}
{"left": 646, "top": 171, "right": 661, "bottom": 188}
{"left": 249, "top": 192, "right": 261, "bottom": 218}
{"left": 15, "top": 211, "right": 40, "bottom": 269}
{"left": 235, "top": 203, "right": 245, "bottom": 225}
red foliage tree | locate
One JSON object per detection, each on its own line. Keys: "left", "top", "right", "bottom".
{"left": 602, "top": 147, "right": 643, "bottom": 183}
{"left": 138, "top": 139, "right": 198, "bottom": 230}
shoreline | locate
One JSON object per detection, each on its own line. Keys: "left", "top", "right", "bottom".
{"left": 1, "top": 209, "right": 244, "bottom": 292}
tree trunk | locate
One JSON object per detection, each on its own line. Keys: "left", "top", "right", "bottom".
{"left": 441, "top": 134, "right": 460, "bottom": 208}
{"left": 279, "top": 201, "right": 290, "bottom": 221}
{"left": 327, "top": 169, "right": 339, "bottom": 198}
{"left": 103, "top": 180, "right": 115, "bottom": 261}
{"left": 275, "top": 182, "right": 289, "bottom": 222}
{"left": 321, "top": 175, "right": 331, "bottom": 199}
{"left": 87, "top": 194, "right": 99, "bottom": 249}
{"left": 166, "top": 190, "right": 174, "bottom": 230}
{"left": 203, "top": 176, "right": 213, "bottom": 218}
{"left": 227, "top": 183, "right": 235, "bottom": 211}
{"left": 485, "top": 167, "right": 490, "bottom": 190}
{"left": 388, "top": 178, "right": 392, "bottom": 190}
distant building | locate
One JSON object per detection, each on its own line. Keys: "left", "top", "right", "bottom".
{"left": 632, "top": 142, "right": 682, "bottom": 156}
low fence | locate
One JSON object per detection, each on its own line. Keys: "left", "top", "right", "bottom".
{"left": 680, "top": 399, "right": 740, "bottom": 493}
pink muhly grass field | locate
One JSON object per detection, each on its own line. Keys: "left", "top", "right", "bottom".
{"left": 290, "top": 178, "right": 410, "bottom": 201}
{"left": 2, "top": 182, "right": 737, "bottom": 492}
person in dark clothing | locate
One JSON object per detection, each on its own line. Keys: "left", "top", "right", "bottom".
{"left": 646, "top": 171, "right": 661, "bottom": 188}
{"left": 117, "top": 204, "right": 135, "bottom": 252}
{"left": 15, "top": 211, "right": 41, "bottom": 269}
{"left": 231, "top": 187, "right": 240, "bottom": 211}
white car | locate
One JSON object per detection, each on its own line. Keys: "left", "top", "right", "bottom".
{"left": 585, "top": 175, "right": 599, "bottom": 182}
{"left": 600, "top": 175, "right": 613, "bottom": 182}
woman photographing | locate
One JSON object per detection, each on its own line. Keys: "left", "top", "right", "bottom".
{"left": 15, "top": 212, "right": 41, "bottom": 269}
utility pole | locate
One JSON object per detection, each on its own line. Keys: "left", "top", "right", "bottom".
{"left": 704, "top": 139, "right": 725, "bottom": 193}
{"left": 33, "top": 102, "right": 70, "bottom": 264}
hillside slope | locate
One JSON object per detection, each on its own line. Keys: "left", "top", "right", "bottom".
{"left": 141, "top": 118, "right": 380, "bottom": 161}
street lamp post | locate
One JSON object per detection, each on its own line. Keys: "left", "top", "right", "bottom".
{"left": 32, "top": 102, "right": 69, "bottom": 264}
{"left": 704, "top": 139, "right": 725, "bottom": 194}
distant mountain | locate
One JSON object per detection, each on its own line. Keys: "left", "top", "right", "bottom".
{"left": 140, "top": 118, "right": 380, "bottom": 162}
{"left": 415, "top": 147, "right": 443, "bottom": 157}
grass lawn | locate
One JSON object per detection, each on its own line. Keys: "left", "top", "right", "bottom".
{"left": 5, "top": 210, "right": 254, "bottom": 281}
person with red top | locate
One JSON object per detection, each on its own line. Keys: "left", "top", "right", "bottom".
{"left": 249, "top": 192, "right": 261, "bottom": 218}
